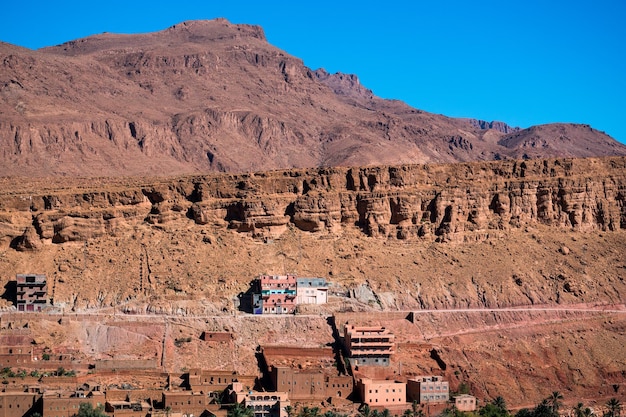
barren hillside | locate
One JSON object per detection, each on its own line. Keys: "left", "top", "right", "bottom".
{"left": 1, "top": 19, "right": 625, "bottom": 177}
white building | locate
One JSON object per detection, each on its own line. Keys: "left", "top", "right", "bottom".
{"left": 295, "top": 277, "right": 328, "bottom": 305}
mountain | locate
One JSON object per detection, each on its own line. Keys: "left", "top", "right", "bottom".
{"left": 1, "top": 19, "right": 625, "bottom": 177}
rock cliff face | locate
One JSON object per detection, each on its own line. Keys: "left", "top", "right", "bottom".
{"left": 2, "top": 157, "right": 623, "bottom": 248}
{"left": 0, "top": 156, "right": 624, "bottom": 313}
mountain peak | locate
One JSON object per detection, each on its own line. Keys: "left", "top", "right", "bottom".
{"left": 163, "top": 19, "right": 266, "bottom": 42}
{"left": 41, "top": 19, "right": 266, "bottom": 55}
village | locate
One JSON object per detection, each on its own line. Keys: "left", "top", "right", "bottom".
{"left": 0, "top": 273, "right": 478, "bottom": 417}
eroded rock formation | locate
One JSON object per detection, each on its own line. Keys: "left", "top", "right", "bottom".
{"left": 1, "top": 157, "right": 624, "bottom": 246}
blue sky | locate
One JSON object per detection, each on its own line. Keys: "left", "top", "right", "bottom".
{"left": 2, "top": 1, "right": 625, "bottom": 144}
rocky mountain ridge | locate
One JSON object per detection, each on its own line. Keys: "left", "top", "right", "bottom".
{"left": 1, "top": 19, "right": 625, "bottom": 177}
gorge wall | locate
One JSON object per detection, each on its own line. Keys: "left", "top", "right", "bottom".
{"left": 2, "top": 156, "right": 625, "bottom": 247}
{"left": 0, "top": 156, "right": 624, "bottom": 313}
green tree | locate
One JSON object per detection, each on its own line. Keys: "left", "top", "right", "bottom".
{"left": 73, "top": 403, "right": 107, "bottom": 417}
{"left": 406, "top": 401, "right": 424, "bottom": 417}
{"left": 547, "top": 392, "right": 563, "bottom": 416}
{"left": 493, "top": 397, "right": 508, "bottom": 413}
{"left": 299, "top": 407, "right": 321, "bottom": 417}
{"left": 515, "top": 409, "right": 534, "bottom": 417}
{"left": 360, "top": 404, "right": 372, "bottom": 417}
{"left": 534, "top": 399, "right": 557, "bottom": 417}
{"left": 604, "top": 398, "right": 621, "bottom": 417}
{"left": 583, "top": 408, "right": 595, "bottom": 417}
{"left": 228, "top": 402, "right": 254, "bottom": 417}
{"left": 480, "top": 403, "right": 509, "bottom": 417}
{"left": 574, "top": 403, "right": 595, "bottom": 417}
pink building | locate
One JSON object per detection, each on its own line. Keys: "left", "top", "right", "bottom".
{"left": 253, "top": 275, "right": 297, "bottom": 314}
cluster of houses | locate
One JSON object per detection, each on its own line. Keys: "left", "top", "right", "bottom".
{"left": 2, "top": 273, "right": 478, "bottom": 417}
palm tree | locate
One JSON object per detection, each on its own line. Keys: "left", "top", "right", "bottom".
{"left": 493, "top": 397, "right": 508, "bottom": 413}
{"left": 360, "top": 404, "right": 372, "bottom": 417}
{"left": 411, "top": 400, "right": 425, "bottom": 417}
{"left": 228, "top": 402, "right": 254, "bottom": 417}
{"left": 547, "top": 392, "right": 563, "bottom": 415}
{"left": 534, "top": 399, "right": 556, "bottom": 417}
{"left": 605, "top": 398, "right": 621, "bottom": 417}
{"left": 299, "top": 407, "right": 321, "bottom": 417}
{"left": 575, "top": 403, "right": 586, "bottom": 417}
{"left": 583, "top": 408, "right": 595, "bottom": 417}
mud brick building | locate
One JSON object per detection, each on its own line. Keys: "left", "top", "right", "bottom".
{"left": 0, "top": 392, "right": 39, "bottom": 417}
{"left": 43, "top": 390, "right": 105, "bottom": 417}
{"left": 186, "top": 369, "right": 255, "bottom": 393}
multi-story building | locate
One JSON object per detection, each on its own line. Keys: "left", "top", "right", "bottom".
{"left": 407, "top": 376, "right": 449, "bottom": 404}
{"left": 344, "top": 325, "right": 395, "bottom": 367}
{"left": 357, "top": 378, "right": 407, "bottom": 407}
{"left": 231, "top": 382, "right": 290, "bottom": 417}
{"left": 16, "top": 274, "right": 47, "bottom": 312}
{"left": 252, "top": 275, "right": 297, "bottom": 314}
{"left": 295, "top": 277, "right": 328, "bottom": 305}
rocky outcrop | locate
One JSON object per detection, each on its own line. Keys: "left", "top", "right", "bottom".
{"left": 466, "top": 118, "right": 520, "bottom": 134}
{"left": 0, "top": 157, "right": 624, "bottom": 246}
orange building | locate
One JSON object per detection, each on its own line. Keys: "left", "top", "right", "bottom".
{"left": 344, "top": 325, "right": 395, "bottom": 367}
{"left": 357, "top": 378, "right": 407, "bottom": 407}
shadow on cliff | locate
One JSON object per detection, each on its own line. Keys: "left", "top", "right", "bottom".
{"left": 1, "top": 280, "right": 16, "bottom": 305}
